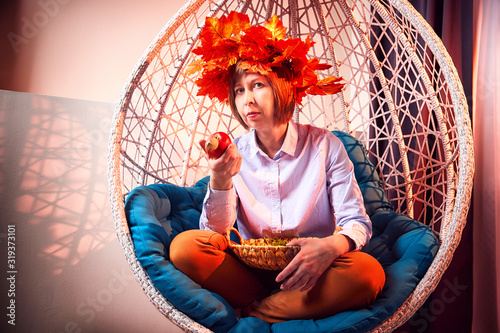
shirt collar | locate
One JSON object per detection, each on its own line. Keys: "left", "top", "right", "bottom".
{"left": 248, "top": 121, "right": 298, "bottom": 159}
{"left": 281, "top": 121, "right": 298, "bottom": 157}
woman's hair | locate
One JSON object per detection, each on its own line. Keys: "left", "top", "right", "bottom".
{"left": 228, "top": 61, "right": 295, "bottom": 129}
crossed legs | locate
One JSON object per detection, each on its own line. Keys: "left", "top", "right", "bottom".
{"left": 170, "top": 229, "right": 385, "bottom": 323}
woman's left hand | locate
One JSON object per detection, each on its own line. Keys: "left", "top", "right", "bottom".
{"left": 276, "top": 234, "right": 354, "bottom": 292}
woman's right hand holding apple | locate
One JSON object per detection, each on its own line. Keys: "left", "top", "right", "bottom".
{"left": 207, "top": 143, "right": 241, "bottom": 190}
{"left": 200, "top": 133, "right": 241, "bottom": 190}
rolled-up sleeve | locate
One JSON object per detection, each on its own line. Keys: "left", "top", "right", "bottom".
{"left": 200, "top": 184, "right": 238, "bottom": 235}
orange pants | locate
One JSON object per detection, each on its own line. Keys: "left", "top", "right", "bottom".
{"left": 170, "top": 229, "right": 385, "bottom": 323}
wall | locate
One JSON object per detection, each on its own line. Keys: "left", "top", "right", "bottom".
{"left": 0, "top": 1, "right": 188, "bottom": 331}
{"left": 0, "top": 90, "right": 183, "bottom": 332}
{"left": 1, "top": 0, "right": 184, "bottom": 103}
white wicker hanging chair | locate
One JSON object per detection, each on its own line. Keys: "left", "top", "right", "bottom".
{"left": 107, "top": 0, "right": 474, "bottom": 332}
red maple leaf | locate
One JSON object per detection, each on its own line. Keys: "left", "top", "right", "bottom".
{"left": 239, "top": 26, "right": 273, "bottom": 60}
{"left": 226, "top": 11, "right": 251, "bottom": 35}
{"left": 195, "top": 69, "right": 230, "bottom": 103}
{"left": 239, "top": 61, "right": 273, "bottom": 75}
{"left": 187, "top": 11, "right": 344, "bottom": 105}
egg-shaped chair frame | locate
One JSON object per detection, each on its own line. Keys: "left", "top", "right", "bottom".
{"left": 107, "top": 0, "right": 474, "bottom": 331}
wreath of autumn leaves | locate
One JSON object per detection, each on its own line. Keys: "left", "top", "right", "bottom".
{"left": 187, "top": 11, "right": 344, "bottom": 105}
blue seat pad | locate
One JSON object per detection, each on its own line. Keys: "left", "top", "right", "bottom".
{"left": 124, "top": 132, "right": 439, "bottom": 332}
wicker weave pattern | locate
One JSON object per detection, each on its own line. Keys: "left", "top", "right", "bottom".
{"left": 228, "top": 228, "right": 303, "bottom": 270}
{"left": 228, "top": 226, "right": 343, "bottom": 270}
{"left": 107, "top": 0, "right": 474, "bottom": 331}
{"left": 230, "top": 240, "right": 300, "bottom": 270}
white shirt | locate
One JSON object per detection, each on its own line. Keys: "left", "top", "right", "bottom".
{"left": 200, "top": 121, "right": 372, "bottom": 250}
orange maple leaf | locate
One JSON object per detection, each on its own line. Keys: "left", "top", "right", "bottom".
{"left": 306, "top": 77, "right": 345, "bottom": 95}
{"left": 185, "top": 58, "right": 204, "bottom": 76}
{"left": 227, "top": 11, "right": 251, "bottom": 36}
{"left": 239, "top": 61, "right": 273, "bottom": 75}
{"left": 316, "top": 76, "right": 345, "bottom": 94}
{"left": 263, "top": 15, "right": 287, "bottom": 40}
{"left": 188, "top": 11, "right": 344, "bottom": 105}
{"left": 199, "top": 12, "right": 250, "bottom": 48}
{"left": 316, "top": 63, "right": 332, "bottom": 71}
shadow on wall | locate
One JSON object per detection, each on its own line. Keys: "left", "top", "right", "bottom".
{"left": 0, "top": 90, "right": 180, "bottom": 332}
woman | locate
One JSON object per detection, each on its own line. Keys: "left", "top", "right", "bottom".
{"left": 170, "top": 12, "right": 385, "bottom": 323}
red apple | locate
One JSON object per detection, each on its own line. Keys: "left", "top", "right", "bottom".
{"left": 204, "top": 132, "right": 231, "bottom": 159}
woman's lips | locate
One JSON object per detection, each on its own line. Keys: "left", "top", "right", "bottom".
{"left": 246, "top": 111, "right": 260, "bottom": 119}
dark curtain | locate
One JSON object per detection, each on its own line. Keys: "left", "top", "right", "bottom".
{"left": 393, "top": 1, "right": 474, "bottom": 332}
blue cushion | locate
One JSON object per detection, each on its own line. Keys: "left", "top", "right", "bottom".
{"left": 332, "top": 131, "right": 394, "bottom": 216}
{"left": 125, "top": 178, "right": 239, "bottom": 333}
{"left": 124, "top": 131, "right": 439, "bottom": 332}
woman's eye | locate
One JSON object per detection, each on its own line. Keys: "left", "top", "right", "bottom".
{"left": 235, "top": 88, "right": 244, "bottom": 94}
{"left": 254, "top": 82, "right": 264, "bottom": 88}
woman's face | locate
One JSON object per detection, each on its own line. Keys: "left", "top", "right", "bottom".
{"left": 233, "top": 72, "right": 276, "bottom": 131}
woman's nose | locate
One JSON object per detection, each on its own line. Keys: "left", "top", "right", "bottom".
{"left": 244, "top": 91, "right": 254, "bottom": 105}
